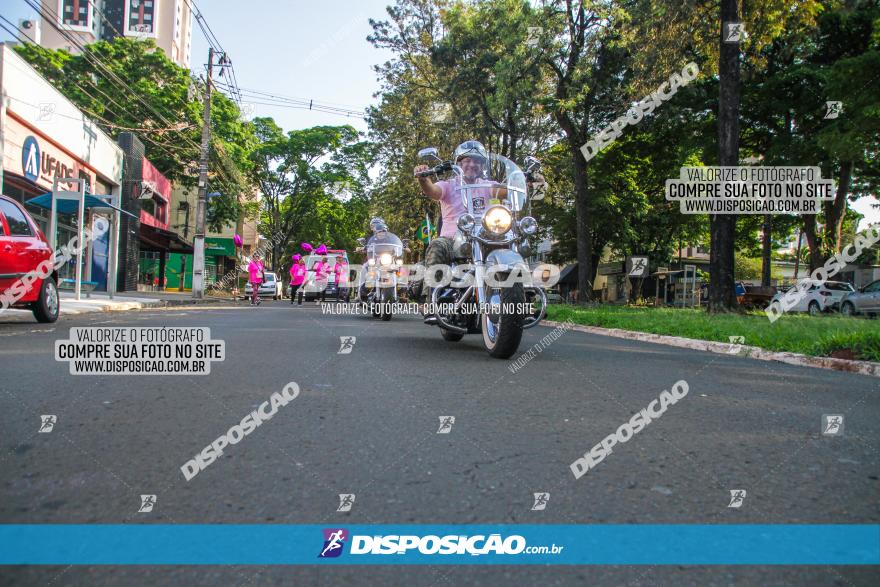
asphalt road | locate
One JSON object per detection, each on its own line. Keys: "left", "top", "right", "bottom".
{"left": 1, "top": 300, "right": 878, "bottom": 586}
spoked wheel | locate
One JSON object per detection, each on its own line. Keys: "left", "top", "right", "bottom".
{"left": 481, "top": 282, "right": 525, "bottom": 359}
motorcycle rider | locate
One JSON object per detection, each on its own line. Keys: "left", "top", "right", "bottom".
{"left": 413, "top": 140, "right": 502, "bottom": 324}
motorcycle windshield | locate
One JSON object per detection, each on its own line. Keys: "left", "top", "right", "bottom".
{"left": 451, "top": 152, "right": 528, "bottom": 217}
{"left": 367, "top": 231, "right": 403, "bottom": 257}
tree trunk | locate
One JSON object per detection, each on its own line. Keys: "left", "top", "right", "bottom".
{"left": 571, "top": 142, "right": 593, "bottom": 301}
{"left": 709, "top": 0, "right": 741, "bottom": 313}
{"left": 802, "top": 216, "right": 823, "bottom": 272}
{"left": 825, "top": 160, "right": 852, "bottom": 255}
{"left": 761, "top": 214, "right": 772, "bottom": 286}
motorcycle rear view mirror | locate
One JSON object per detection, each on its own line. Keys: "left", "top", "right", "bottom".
{"left": 524, "top": 156, "right": 541, "bottom": 173}
{"left": 357, "top": 237, "right": 367, "bottom": 246}
{"left": 418, "top": 147, "right": 441, "bottom": 162}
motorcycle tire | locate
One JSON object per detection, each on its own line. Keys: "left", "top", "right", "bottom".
{"left": 481, "top": 282, "right": 525, "bottom": 359}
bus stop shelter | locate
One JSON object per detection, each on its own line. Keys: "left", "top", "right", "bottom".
{"left": 25, "top": 177, "right": 134, "bottom": 300}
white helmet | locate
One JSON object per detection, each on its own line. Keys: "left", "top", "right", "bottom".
{"left": 453, "top": 140, "right": 488, "bottom": 165}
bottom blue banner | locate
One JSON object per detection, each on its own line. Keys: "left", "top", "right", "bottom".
{"left": 0, "top": 525, "right": 877, "bottom": 565}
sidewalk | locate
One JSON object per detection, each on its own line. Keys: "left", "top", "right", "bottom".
{"left": 0, "top": 290, "right": 229, "bottom": 323}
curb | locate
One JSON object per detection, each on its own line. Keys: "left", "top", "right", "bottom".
{"left": 542, "top": 320, "right": 880, "bottom": 378}
{"left": 60, "top": 298, "right": 227, "bottom": 315}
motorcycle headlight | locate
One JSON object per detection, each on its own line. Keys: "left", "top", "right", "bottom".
{"left": 379, "top": 253, "right": 393, "bottom": 266}
{"left": 482, "top": 206, "right": 513, "bottom": 236}
{"left": 519, "top": 216, "right": 538, "bottom": 235}
{"left": 457, "top": 213, "right": 476, "bottom": 233}
{"left": 368, "top": 258, "right": 375, "bottom": 266}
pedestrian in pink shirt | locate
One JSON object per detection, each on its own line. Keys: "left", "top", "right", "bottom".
{"left": 289, "top": 255, "right": 306, "bottom": 305}
{"left": 247, "top": 255, "right": 265, "bottom": 306}
{"left": 333, "top": 255, "right": 349, "bottom": 301}
{"left": 313, "top": 256, "right": 330, "bottom": 303}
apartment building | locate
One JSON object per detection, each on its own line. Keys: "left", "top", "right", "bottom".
{"left": 25, "top": 0, "right": 193, "bottom": 68}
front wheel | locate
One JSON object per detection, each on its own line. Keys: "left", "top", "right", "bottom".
{"left": 379, "top": 287, "right": 393, "bottom": 321}
{"left": 481, "top": 282, "right": 525, "bottom": 359}
{"left": 841, "top": 302, "right": 856, "bottom": 317}
{"left": 808, "top": 301, "right": 821, "bottom": 316}
{"left": 32, "top": 277, "right": 60, "bottom": 323}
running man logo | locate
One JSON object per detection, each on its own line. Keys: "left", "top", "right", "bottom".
{"left": 526, "top": 27, "right": 543, "bottom": 48}
{"left": 728, "top": 490, "right": 746, "bottom": 508}
{"left": 822, "top": 414, "right": 844, "bottom": 436}
{"left": 338, "top": 336, "right": 356, "bottom": 354}
{"left": 319, "top": 528, "right": 348, "bottom": 558}
{"left": 628, "top": 257, "right": 648, "bottom": 277}
{"left": 38, "top": 415, "right": 57, "bottom": 433}
{"left": 337, "top": 494, "right": 356, "bottom": 512}
{"left": 37, "top": 103, "right": 56, "bottom": 121}
{"left": 138, "top": 494, "right": 156, "bottom": 513}
{"left": 825, "top": 101, "right": 843, "bottom": 119}
{"left": 728, "top": 336, "right": 745, "bottom": 355}
{"left": 437, "top": 416, "right": 455, "bottom": 434}
{"left": 21, "top": 136, "right": 40, "bottom": 182}
{"left": 724, "top": 22, "right": 746, "bottom": 43}
{"left": 531, "top": 492, "right": 550, "bottom": 511}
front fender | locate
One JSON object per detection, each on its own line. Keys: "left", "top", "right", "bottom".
{"left": 483, "top": 249, "right": 530, "bottom": 289}
{"left": 484, "top": 249, "right": 524, "bottom": 271}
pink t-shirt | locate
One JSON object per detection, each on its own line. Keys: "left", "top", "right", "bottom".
{"left": 247, "top": 260, "right": 264, "bottom": 283}
{"left": 435, "top": 179, "right": 496, "bottom": 238}
{"left": 333, "top": 262, "right": 349, "bottom": 285}
{"left": 313, "top": 261, "right": 329, "bottom": 283}
{"left": 289, "top": 264, "right": 306, "bottom": 285}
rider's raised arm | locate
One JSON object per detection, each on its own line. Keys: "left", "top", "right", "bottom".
{"left": 414, "top": 165, "right": 443, "bottom": 201}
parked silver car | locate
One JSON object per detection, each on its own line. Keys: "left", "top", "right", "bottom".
{"left": 840, "top": 280, "right": 880, "bottom": 317}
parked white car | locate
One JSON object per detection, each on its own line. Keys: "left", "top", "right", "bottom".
{"left": 244, "top": 272, "right": 283, "bottom": 300}
{"left": 768, "top": 280, "right": 855, "bottom": 316}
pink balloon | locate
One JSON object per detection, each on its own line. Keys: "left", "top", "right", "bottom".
{"left": 291, "top": 254, "right": 302, "bottom": 262}
{"left": 233, "top": 234, "right": 243, "bottom": 247}
{"left": 301, "top": 242, "right": 314, "bottom": 253}
{"left": 315, "top": 244, "right": 328, "bottom": 255}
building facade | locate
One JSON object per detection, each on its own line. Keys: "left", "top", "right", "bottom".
{"left": 31, "top": 0, "right": 193, "bottom": 68}
{"left": 0, "top": 43, "right": 123, "bottom": 291}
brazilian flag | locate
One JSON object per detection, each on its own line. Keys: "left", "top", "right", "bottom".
{"left": 418, "top": 216, "right": 436, "bottom": 244}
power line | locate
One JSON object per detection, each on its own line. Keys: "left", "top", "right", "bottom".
{"left": 21, "top": 0, "right": 242, "bottom": 187}
{"left": 181, "top": 0, "right": 243, "bottom": 105}
{"left": 0, "top": 14, "right": 204, "bottom": 175}
{"left": 214, "top": 82, "right": 367, "bottom": 119}
{"left": 224, "top": 83, "right": 368, "bottom": 113}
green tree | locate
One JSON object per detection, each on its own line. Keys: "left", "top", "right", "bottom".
{"left": 248, "top": 119, "right": 372, "bottom": 271}
{"left": 14, "top": 38, "right": 257, "bottom": 229}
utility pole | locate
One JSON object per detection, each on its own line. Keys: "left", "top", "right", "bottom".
{"left": 193, "top": 47, "right": 215, "bottom": 299}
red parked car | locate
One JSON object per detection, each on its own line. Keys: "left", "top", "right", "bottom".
{"left": 0, "top": 195, "right": 59, "bottom": 322}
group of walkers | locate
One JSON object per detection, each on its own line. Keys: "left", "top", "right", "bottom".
{"left": 245, "top": 252, "right": 349, "bottom": 306}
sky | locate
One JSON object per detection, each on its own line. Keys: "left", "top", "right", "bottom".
{"left": 1, "top": 0, "right": 877, "bottom": 228}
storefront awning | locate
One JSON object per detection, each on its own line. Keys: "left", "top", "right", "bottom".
{"left": 139, "top": 224, "right": 194, "bottom": 254}
{"left": 26, "top": 193, "right": 137, "bottom": 219}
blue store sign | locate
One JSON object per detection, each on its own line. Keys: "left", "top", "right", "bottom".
{"left": 21, "top": 136, "right": 40, "bottom": 182}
